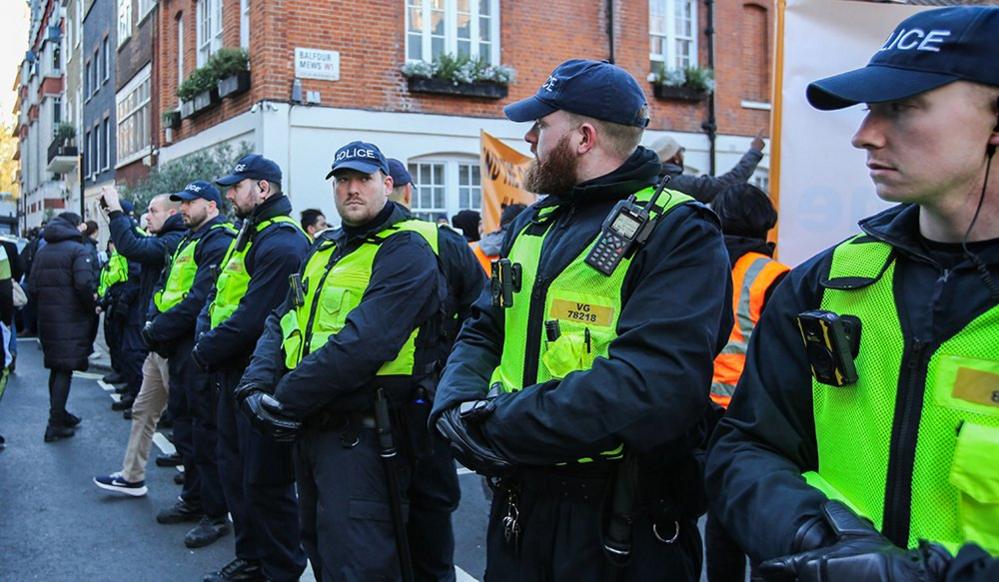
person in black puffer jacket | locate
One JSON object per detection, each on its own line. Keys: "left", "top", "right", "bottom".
{"left": 27, "top": 212, "right": 96, "bottom": 442}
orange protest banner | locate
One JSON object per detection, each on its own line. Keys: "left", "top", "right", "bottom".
{"left": 480, "top": 130, "right": 536, "bottom": 233}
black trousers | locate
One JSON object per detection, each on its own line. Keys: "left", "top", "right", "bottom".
{"left": 119, "top": 323, "right": 146, "bottom": 399}
{"left": 705, "top": 512, "right": 748, "bottom": 582}
{"left": 103, "top": 312, "right": 124, "bottom": 374}
{"left": 295, "top": 423, "right": 414, "bottom": 582}
{"left": 47, "top": 369, "right": 73, "bottom": 424}
{"left": 217, "top": 368, "right": 306, "bottom": 581}
{"left": 167, "top": 337, "right": 226, "bottom": 518}
{"left": 485, "top": 469, "right": 702, "bottom": 582}
{"left": 408, "top": 435, "right": 460, "bottom": 582}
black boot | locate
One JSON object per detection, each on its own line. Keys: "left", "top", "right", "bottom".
{"left": 111, "top": 395, "right": 135, "bottom": 411}
{"left": 184, "top": 516, "right": 230, "bottom": 548}
{"left": 156, "top": 498, "right": 203, "bottom": 524}
{"left": 63, "top": 412, "right": 81, "bottom": 428}
{"left": 44, "top": 423, "right": 75, "bottom": 443}
{"left": 202, "top": 558, "right": 264, "bottom": 581}
{"left": 102, "top": 372, "right": 125, "bottom": 384}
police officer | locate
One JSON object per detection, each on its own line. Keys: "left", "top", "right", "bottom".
{"left": 432, "top": 59, "right": 732, "bottom": 580}
{"left": 705, "top": 7, "right": 999, "bottom": 581}
{"left": 388, "top": 156, "right": 487, "bottom": 581}
{"left": 193, "top": 155, "right": 310, "bottom": 582}
{"left": 235, "top": 141, "right": 445, "bottom": 579}
{"left": 143, "top": 181, "right": 236, "bottom": 548}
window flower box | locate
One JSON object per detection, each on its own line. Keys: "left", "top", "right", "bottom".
{"left": 652, "top": 84, "right": 707, "bottom": 102}
{"left": 180, "top": 99, "right": 196, "bottom": 119}
{"left": 217, "top": 71, "right": 251, "bottom": 99}
{"left": 193, "top": 88, "right": 219, "bottom": 113}
{"left": 407, "top": 77, "right": 508, "bottom": 99}
{"left": 162, "top": 110, "right": 181, "bottom": 129}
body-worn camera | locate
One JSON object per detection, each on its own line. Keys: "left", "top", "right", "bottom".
{"left": 490, "top": 258, "right": 521, "bottom": 308}
{"left": 796, "top": 310, "right": 861, "bottom": 387}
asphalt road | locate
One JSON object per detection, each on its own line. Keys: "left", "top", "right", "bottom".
{"left": 0, "top": 338, "right": 489, "bottom": 581}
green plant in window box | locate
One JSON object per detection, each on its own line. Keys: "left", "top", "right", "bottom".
{"left": 401, "top": 54, "right": 514, "bottom": 99}
{"left": 54, "top": 122, "right": 76, "bottom": 143}
{"left": 647, "top": 65, "right": 715, "bottom": 101}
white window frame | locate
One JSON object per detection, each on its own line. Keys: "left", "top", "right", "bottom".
{"left": 196, "top": 0, "right": 223, "bottom": 67}
{"left": 407, "top": 156, "right": 482, "bottom": 222}
{"left": 240, "top": 0, "right": 249, "bottom": 50}
{"left": 176, "top": 14, "right": 185, "bottom": 93}
{"left": 117, "top": 0, "right": 133, "bottom": 46}
{"left": 116, "top": 64, "right": 152, "bottom": 168}
{"left": 102, "top": 37, "right": 110, "bottom": 82}
{"left": 405, "top": 0, "right": 501, "bottom": 65}
{"left": 102, "top": 117, "right": 112, "bottom": 171}
{"left": 649, "top": 0, "right": 698, "bottom": 71}
{"left": 138, "top": 0, "right": 157, "bottom": 22}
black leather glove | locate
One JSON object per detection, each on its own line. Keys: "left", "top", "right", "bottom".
{"left": 756, "top": 501, "right": 951, "bottom": 582}
{"left": 140, "top": 321, "right": 160, "bottom": 352}
{"left": 435, "top": 399, "right": 514, "bottom": 478}
{"left": 190, "top": 343, "right": 210, "bottom": 373}
{"left": 235, "top": 385, "right": 301, "bottom": 443}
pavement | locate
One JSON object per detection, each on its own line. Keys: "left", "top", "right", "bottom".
{"left": 0, "top": 338, "right": 489, "bottom": 581}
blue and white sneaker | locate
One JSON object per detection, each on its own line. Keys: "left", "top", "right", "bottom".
{"left": 94, "top": 473, "right": 147, "bottom": 497}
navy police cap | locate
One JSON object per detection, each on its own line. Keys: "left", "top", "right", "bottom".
{"left": 504, "top": 59, "right": 649, "bottom": 128}
{"left": 327, "top": 141, "right": 390, "bottom": 179}
{"left": 387, "top": 159, "right": 413, "bottom": 187}
{"left": 170, "top": 180, "right": 223, "bottom": 206}
{"left": 807, "top": 7, "right": 999, "bottom": 111}
{"left": 216, "top": 154, "right": 282, "bottom": 186}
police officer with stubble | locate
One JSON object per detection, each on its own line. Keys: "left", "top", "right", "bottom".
{"left": 234, "top": 142, "right": 446, "bottom": 579}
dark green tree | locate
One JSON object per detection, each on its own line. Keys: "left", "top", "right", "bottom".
{"left": 121, "top": 141, "right": 252, "bottom": 212}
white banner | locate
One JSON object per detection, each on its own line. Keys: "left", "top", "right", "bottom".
{"left": 775, "top": 0, "right": 930, "bottom": 266}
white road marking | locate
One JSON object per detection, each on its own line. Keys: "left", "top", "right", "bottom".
{"left": 15, "top": 337, "right": 39, "bottom": 343}
{"left": 456, "top": 566, "right": 478, "bottom": 581}
{"left": 457, "top": 467, "right": 475, "bottom": 476}
{"left": 97, "top": 380, "right": 116, "bottom": 393}
{"left": 152, "top": 432, "right": 176, "bottom": 456}
{"left": 74, "top": 371, "right": 104, "bottom": 380}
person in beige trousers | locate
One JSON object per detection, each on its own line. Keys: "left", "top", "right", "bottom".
{"left": 92, "top": 189, "right": 187, "bottom": 496}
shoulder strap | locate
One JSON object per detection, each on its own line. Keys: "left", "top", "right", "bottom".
{"left": 821, "top": 234, "right": 895, "bottom": 291}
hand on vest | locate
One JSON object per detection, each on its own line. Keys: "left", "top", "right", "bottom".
{"left": 435, "top": 400, "right": 514, "bottom": 478}
{"left": 757, "top": 501, "right": 951, "bottom": 582}
{"left": 236, "top": 386, "right": 300, "bottom": 443}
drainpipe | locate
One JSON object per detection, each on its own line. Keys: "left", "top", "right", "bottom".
{"left": 606, "top": 0, "right": 615, "bottom": 64}
{"left": 79, "top": 152, "right": 85, "bottom": 218}
{"left": 701, "top": 0, "right": 717, "bottom": 175}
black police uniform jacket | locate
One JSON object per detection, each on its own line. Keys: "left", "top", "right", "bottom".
{"left": 705, "top": 203, "right": 999, "bottom": 580}
{"left": 240, "top": 201, "right": 445, "bottom": 419}
{"left": 109, "top": 211, "right": 186, "bottom": 326}
{"left": 195, "top": 194, "right": 311, "bottom": 372}
{"left": 432, "top": 147, "right": 733, "bottom": 473}
{"left": 27, "top": 215, "right": 97, "bottom": 371}
{"left": 144, "top": 215, "right": 234, "bottom": 353}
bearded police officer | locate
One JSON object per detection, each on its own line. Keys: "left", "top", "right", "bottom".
{"left": 432, "top": 59, "right": 732, "bottom": 580}
{"left": 706, "top": 7, "right": 999, "bottom": 581}
{"left": 192, "top": 155, "right": 310, "bottom": 582}
{"left": 143, "top": 181, "right": 236, "bottom": 548}
{"left": 235, "top": 142, "right": 446, "bottom": 580}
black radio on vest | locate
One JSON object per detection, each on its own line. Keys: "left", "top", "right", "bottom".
{"left": 585, "top": 175, "right": 672, "bottom": 276}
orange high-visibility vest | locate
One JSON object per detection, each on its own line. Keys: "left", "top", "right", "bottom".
{"left": 711, "top": 252, "right": 790, "bottom": 408}
{"left": 472, "top": 242, "right": 495, "bottom": 277}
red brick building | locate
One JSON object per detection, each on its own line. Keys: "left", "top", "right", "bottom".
{"left": 156, "top": 0, "right": 774, "bottom": 221}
